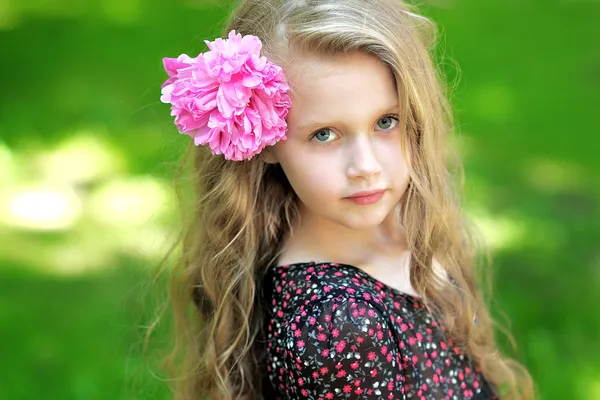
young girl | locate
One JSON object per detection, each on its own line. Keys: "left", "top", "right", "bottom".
{"left": 157, "top": 0, "right": 534, "bottom": 399}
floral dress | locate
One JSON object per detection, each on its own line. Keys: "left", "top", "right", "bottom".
{"left": 260, "top": 262, "right": 497, "bottom": 399}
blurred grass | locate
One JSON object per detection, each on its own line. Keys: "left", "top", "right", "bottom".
{"left": 0, "top": 261, "right": 167, "bottom": 399}
{"left": 0, "top": 0, "right": 599, "bottom": 399}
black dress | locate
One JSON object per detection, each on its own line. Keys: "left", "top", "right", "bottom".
{"left": 260, "top": 261, "right": 497, "bottom": 399}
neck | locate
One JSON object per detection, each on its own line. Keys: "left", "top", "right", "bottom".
{"left": 282, "top": 203, "right": 408, "bottom": 267}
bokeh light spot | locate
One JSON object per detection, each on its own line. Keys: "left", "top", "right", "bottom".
{"left": 0, "top": 185, "right": 82, "bottom": 231}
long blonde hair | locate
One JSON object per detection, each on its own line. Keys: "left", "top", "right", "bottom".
{"left": 153, "top": 0, "right": 534, "bottom": 398}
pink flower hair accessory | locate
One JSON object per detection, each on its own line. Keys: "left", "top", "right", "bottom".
{"left": 160, "top": 30, "right": 292, "bottom": 161}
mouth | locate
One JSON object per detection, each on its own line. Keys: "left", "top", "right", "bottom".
{"left": 343, "top": 189, "right": 386, "bottom": 205}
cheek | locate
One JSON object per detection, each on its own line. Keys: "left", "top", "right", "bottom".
{"left": 276, "top": 147, "right": 341, "bottom": 203}
{"left": 391, "top": 160, "right": 411, "bottom": 198}
{"left": 281, "top": 158, "right": 338, "bottom": 201}
{"left": 378, "top": 136, "right": 409, "bottom": 169}
{"left": 376, "top": 139, "right": 410, "bottom": 188}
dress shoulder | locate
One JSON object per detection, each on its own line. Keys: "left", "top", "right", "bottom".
{"left": 270, "top": 286, "right": 404, "bottom": 398}
{"left": 262, "top": 262, "right": 410, "bottom": 399}
{"left": 263, "top": 262, "right": 410, "bottom": 314}
{"left": 262, "top": 262, "right": 498, "bottom": 399}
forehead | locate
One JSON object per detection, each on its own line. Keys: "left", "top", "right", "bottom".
{"left": 284, "top": 52, "right": 398, "bottom": 126}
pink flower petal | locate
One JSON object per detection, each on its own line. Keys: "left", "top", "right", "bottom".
{"left": 160, "top": 30, "right": 290, "bottom": 161}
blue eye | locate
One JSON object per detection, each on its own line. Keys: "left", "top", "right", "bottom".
{"left": 376, "top": 115, "right": 399, "bottom": 130}
{"left": 312, "top": 128, "right": 337, "bottom": 143}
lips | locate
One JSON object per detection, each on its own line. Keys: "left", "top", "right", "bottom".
{"left": 343, "top": 189, "right": 386, "bottom": 205}
{"left": 344, "top": 189, "right": 385, "bottom": 198}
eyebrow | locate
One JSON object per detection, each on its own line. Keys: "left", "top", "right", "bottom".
{"left": 295, "top": 105, "right": 400, "bottom": 133}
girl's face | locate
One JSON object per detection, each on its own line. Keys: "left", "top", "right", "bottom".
{"left": 267, "top": 52, "right": 410, "bottom": 230}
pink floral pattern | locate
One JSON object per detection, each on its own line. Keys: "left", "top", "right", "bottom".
{"left": 261, "top": 262, "right": 497, "bottom": 399}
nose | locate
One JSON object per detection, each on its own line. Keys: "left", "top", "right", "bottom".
{"left": 346, "top": 136, "right": 382, "bottom": 180}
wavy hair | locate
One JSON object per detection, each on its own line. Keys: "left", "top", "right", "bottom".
{"left": 151, "top": 0, "right": 534, "bottom": 399}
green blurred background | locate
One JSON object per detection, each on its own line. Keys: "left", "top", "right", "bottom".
{"left": 0, "top": 0, "right": 599, "bottom": 399}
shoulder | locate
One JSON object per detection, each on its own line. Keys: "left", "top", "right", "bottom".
{"left": 263, "top": 262, "right": 389, "bottom": 318}
{"left": 286, "top": 293, "right": 397, "bottom": 356}
{"left": 284, "top": 294, "right": 400, "bottom": 372}
{"left": 263, "top": 264, "right": 404, "bottom": 398}
{"left": 263, "top": 262, "right": 401, "bottom": 359}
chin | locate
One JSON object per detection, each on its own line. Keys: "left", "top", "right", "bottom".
{"left": 335, "top": 210, "right": 391, "bottom": 230}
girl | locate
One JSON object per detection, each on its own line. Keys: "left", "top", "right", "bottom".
{"left": 157, "top": 0, "right": 534, "bottom": 399}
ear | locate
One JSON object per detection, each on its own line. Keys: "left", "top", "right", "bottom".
{"left": 260, "top": 146, "right": 279, "bottom": 164}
